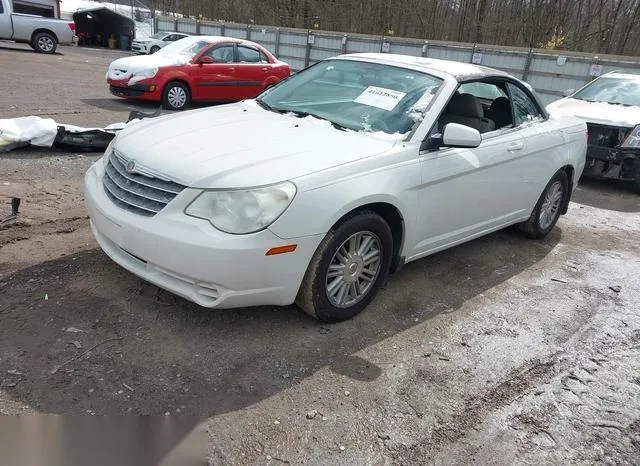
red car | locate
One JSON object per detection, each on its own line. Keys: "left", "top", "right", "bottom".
{"left": 106, "top": 36, "right": 291, "bottom": 111}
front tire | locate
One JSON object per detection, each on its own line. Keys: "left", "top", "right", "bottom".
{"left": 149, "top": 45, "right": 160, "bottom": 54}
{"left": 516, "top": 169, "right": 569, "bottom": 239}
{"left": 32, "top": 32, "right": 57, "bottom": 54}
{"left": 296, "top": 211, "right": 393, "bottom": 323}
{"left": 162, "top": 81, "right": 190, "bottom": 111}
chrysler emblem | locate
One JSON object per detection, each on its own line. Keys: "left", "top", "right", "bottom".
{"left": 125, "top": 160, "right": 136, "bottom": 173}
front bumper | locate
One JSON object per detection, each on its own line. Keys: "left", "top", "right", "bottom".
{"left": 84, "top": 159, "right": 322, "bottom": 309}
{"left": 583, "top": 145, "right": 640, "bottom": 181}
{"left": 108, "top": 79, "right": 160, "bottom": 100}
{"left": 131, "top": 42, "right": 148, "bottom": 54}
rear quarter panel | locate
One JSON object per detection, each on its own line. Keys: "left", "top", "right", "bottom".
{"left": 11, "top": 14, "right": 74, "bottom": 43}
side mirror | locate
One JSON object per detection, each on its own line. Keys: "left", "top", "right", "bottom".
{"left": 441, "top": 123, "right": 482, "bottom": 148}
{"left": 562, "top": 88, "right": 575, "bottom": 97}
{"left": 197, "top": 56, "right": 214, "bottom": 65}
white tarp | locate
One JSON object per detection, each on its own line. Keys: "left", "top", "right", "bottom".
{"left": 0, "top": 116, "right": 140, "bottom": 152}
{"left": 0, "top": 116, "right": 59, "bottom": 147}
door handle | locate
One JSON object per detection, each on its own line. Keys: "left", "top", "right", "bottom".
{"left": 226, "top": 67, "right": 236, "bottom": 72}
{"left": 261, "top": 67, "right": 269, "bottom": 72}
{"left": 508, "top": 141, "right": 524, "bottom": 152}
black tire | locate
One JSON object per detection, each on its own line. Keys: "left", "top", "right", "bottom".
{"left": 32, "top": 32, "right": 57, "bottom": 54}
{"left": 149, "top": 45, "right": 160, "bottom": 54}
{"left": 516, "top": 169, "right": 569, "bottom": 239}
{"left": 296, "top": 211, "right": 393, "bottom": 323}
{"left": 162, "top": 81, "right": 190, "bottom": 111}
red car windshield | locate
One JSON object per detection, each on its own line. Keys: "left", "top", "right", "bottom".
{"left": 156, "top": 37, "right": 213, "bottom": 60}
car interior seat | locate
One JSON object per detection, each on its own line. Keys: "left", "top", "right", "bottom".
{"left": 438, "top": 93, "right": 496, "bottom": 134}
{"left": 485, "top": 96, "right": 512, "bottom": 129}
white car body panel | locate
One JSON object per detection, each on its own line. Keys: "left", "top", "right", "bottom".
{"left": 131, "top": 32, "right": 189, "bottom": 54}
{"left": 85, "top": 54, "right": 588, "bottom": 310}
{"left": 547, "top": 97, "right": 640, "bottom": 128}
{"left": 111, "top": 102, "right": 400, "bottom": 188}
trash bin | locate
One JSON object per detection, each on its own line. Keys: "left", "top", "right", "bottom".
{"left": 107, "top": 35, "right": 117, "bottom": 49}
{"left": 119, "top": 35, "right": 130, "bottom": 51}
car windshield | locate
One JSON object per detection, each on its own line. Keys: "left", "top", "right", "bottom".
{"left": 149, "top": 32, "right": 167, "bottom": 39}
{"left": 573, "top": 76, "right": 640, "bottom": 107}
{"left": 256, "top": 59, "right": 444, "bottom": 136}
{"left": 155, "top": 37, "right": 212, "bottom": 59}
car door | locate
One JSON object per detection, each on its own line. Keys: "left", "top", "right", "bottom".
{"left": 0, "top": 0, "right": 12, "bottom": 38}
{"left": 413, "top": 80, "right": 554, "bottom": 256}
{"left": 234, "top": 45, "right": 271, "bottom": 99}
{"left": 191, "top": 44, "right": 240, "bottom": 102}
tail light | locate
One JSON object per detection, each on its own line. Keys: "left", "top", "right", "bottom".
{"left": 69, "top": 22, "right": 76, "bottom": 32}
{"left": 621, "top": 125, "right": 640, "bottom": 148}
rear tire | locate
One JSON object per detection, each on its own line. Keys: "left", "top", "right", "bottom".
{"left": 32, "top": 32, "right": 57, "bottom": 54}
{"left": 162, "top": 81, "right": 190, "bottom": 111}
{"left": 516, "top": 169, "right": 569, "bottom": 239}
{"left": 295, "top": 211, "right": 393, "bottom": 323}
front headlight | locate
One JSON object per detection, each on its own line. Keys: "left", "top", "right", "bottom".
{"left": 136, "top": 67, "right": 158, "bottom": 78}
{"left": 185, "top": 182, "right": 297, "bottom": 234}
{"left": 621, "top": 125, "right": 640, "bottom": 148}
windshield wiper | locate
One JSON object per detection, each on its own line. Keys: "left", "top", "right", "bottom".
{"left": 255, "top": 98, "right": 275, "bottom": 112}
{"left": 284, "top": 110, "right": 349, "bottom": 131}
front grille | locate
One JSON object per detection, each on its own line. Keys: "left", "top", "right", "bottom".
{"left": 103, "top": 151, "right": 186, "bottom": 216}
{"left": 587, "top": 123, "right": 631, "bottom": 148}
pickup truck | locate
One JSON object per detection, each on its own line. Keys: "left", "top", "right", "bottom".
{"left": 0, "top": 0, "right": 77, "bottom": 53}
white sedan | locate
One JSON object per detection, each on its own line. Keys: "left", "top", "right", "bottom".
{"left": 131, "top": 31, "right": 190, "bottom": 55}
{"left": 84, "top": 53, "right": 587, "bottom": 322}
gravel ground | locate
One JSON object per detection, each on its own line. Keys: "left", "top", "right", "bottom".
{"left": 1, "top": 43, "right": 639, "bottom": 465}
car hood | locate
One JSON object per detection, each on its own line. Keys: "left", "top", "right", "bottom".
{"left": 546, "top": 97, "right": 640, "bottom": 127}
{"left": 112, "top": 101, "right": 401, "bottom": 188}
{"left": 106, "top": 54, "right": 186, "bottom": 80}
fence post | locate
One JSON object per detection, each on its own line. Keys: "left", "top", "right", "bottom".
{"left": 469, "top": 43, "right": 477, "bottom": 63}
{"left": 220, "top": 22, "right": 226, "bottom": 37}
{"left": 247, "top": 24, "right": 251, "bottom": 41}
{"left": 341, "top": 34, "right": 348, "bottom": 54}
{"left": 274, "top": 28, "right": 281, "bottom": 58}
{"left": 196, "top": 21, "right": 200, "bottom": 35}
{"left": 585, "top": 55, "right": 602, "bottom": 85}
{"left": 173, "top": 19, "right": 178, "bottom": 33}
{"left": 305, "top": 31, "right": 314, "bottom": 68}
{"left": 522, "top": 47, "right": 534, "bottom": 81}
{"left": 421, "top": 40, "right": 429, "bottom": 57}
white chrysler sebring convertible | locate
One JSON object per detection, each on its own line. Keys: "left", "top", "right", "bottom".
{"left": 85, "top": 53, "right": 587, "bottom": 322}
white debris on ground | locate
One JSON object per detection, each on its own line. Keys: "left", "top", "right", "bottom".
{"left": 0, "top": 117, "right": 58, "bottom": 148}
{"left": 0, "top": 116, "right": 138, "bottom": 151}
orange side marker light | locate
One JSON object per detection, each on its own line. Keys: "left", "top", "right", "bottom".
{"left": 266, "top": 245, "right": 297, "bottom": 256}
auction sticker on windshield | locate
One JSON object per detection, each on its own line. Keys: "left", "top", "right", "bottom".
{"left": 354, "top": 86, "right": 407, "bottom": 111}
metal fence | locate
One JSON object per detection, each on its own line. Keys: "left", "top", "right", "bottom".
{"left": 155, "top": 16, "right": 640, "bottom": 105}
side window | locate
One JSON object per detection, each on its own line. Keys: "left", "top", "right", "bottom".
{"left": 237, "top": 46, "right": 261, "bottom": 63}
{"left": 507, "top": 83, "right": 543, "bottom": 126}
{"left": 259, "top": 50, "right": 270, "bottom": 63}
{"left": 0, "top": 2, "right": 4, "bottom": 13}
{"left": 206, "top": 45, "right": 235, "bottom": 63}
{"left": 436, "top": 81, "right": 509, "bottom": 134}
{"left": 458, "top": 82, "right": 506, "bottom": 100}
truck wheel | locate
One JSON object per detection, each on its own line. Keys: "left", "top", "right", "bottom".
{"left": 32, "top": 32, "right": 57, "bottom": 54}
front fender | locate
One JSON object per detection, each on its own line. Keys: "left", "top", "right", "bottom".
{"left": 268, "top": 160, "right": 421, "bottom": 258}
